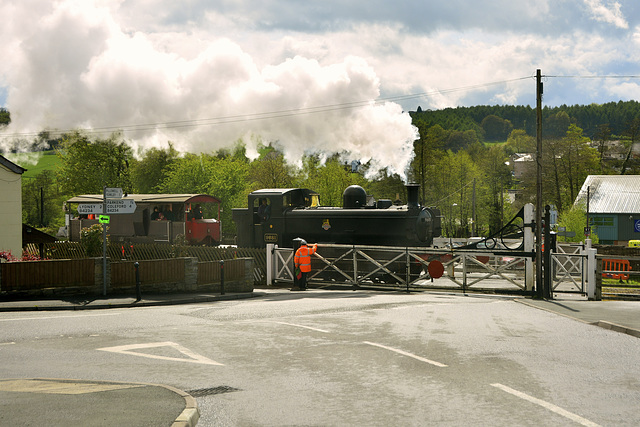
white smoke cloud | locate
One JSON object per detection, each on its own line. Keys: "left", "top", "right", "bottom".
{"left": 0, "top": 0, "right": 417, "bottom": 179}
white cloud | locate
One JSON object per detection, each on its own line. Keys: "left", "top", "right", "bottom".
{"left": 584, "top": 0, "right": 629, "bottom": 29}
{"left": 2, "top": 0, "right": 640, "bottom": 167}
{"left": 0, "top": 0, "right": 420, "bottom": 179}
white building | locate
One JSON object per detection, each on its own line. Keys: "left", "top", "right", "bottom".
{"left": 0, "top": 155, "right": 26, "bottom": 258}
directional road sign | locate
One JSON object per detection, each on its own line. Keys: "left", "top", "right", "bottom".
{"left": 106, "top": 198, "right": 136, "bottom": 214}
{"left": 104, "top": 187, "right": 123, "bottom": 199}
{"left": 77, "top": 203, "right": 103, "bottom": 215}
{"left": 77, "top": 199, "right": 137, "bottom": 215}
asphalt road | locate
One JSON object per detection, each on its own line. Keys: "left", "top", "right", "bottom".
{"left": 1, "top": 289, "right": 639, "bottom": 426}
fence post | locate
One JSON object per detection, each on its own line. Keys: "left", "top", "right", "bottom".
{"left": 595, "top": 257, "right": 602, "bottom": 301}
{"left": 266, "top": 244, "right": 274, "bottom": 286}
{"left": 523, "top": 203, "right": 535, "bottom": 292}
{"left": 543, "top": 205, "right": 552, "bottom": 299}
{"left": 219, "top": 259, "right": 225, "bottom": 295}
{"left": 587, "top": 247, "right": 597, "bottom": 300}
{"left": 134, "top": 262, "right": 141, "bottom": 301}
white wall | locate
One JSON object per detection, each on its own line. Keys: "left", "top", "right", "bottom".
{"left": 0, "top": 164, "right": 22, "bottom": 258}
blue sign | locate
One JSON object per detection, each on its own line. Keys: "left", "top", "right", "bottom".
{"left": 635, "top": 219, "right": 640, "bottom": 233}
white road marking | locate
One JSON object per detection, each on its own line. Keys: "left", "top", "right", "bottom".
{"left": 0, "top": 379, "right": 143, "bottom": 395}
{"left": 271, "top": 321, "right": 330, "bottom": 333}
{"left": 0, "top": 342, "right": 16, "bottom": 346}
{"left": 491, "top": 383, "right": 601, "bottom": 427}
{"left": 0, "top": 313, "right": 120, "bottom": 322}
{"left": 362, "top": 341, "right": 448, "bottom": 367}
{"left": 97, "top": 341, "right": 224, "bottom": 365}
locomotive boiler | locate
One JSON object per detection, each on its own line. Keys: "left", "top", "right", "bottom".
{"left": 232, "top": 184, "right": 442, "bottom": 249}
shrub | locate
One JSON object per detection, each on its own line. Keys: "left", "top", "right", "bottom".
{"left": 80, "top": 223, "right": 108, "bottom": 257}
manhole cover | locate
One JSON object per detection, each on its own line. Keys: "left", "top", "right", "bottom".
{"left": 187, "top": 386, "right": 241, "bottom": 397}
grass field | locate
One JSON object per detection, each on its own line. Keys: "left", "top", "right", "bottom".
{"left": 4, "top": 150, "right": 60, "bottom": 179}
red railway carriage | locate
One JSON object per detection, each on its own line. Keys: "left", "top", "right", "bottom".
{"left": 64, "top": 194, "right": 221, "bottom": 245}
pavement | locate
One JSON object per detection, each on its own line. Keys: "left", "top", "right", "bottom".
{"left": 0, "top": 288, "right": 638, "bottom": 426}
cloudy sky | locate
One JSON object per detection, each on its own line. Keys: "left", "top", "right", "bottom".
{"left": 1, "top": 0, "right": 639, "bottom": 176}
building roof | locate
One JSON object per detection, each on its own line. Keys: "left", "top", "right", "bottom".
{"left": 66, "top": 194, "right": 221, "bottom": 204}
{"left": 0, "top": 154, "right": 26, "bottom": 174}
{"left": 22, "top": 224, "right": 57, "bottom": 244}
{"left": 574, "top": 175, "right": 640, "bottom": 214}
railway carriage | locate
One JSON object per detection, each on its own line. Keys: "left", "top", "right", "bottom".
{"left": 64, "top": 194, "right": 222, "bottom": 245}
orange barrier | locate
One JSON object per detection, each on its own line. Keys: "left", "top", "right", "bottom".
{"left": 602, "top": 259, "right": 632, "bottom": 281}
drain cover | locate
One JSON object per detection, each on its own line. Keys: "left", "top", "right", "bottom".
{"left": 187, "top": 386, "right": 241, "bottom": 397}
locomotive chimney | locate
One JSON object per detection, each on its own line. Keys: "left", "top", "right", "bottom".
{"left": 406, "top": 184, "right": 420, "bottom": 209}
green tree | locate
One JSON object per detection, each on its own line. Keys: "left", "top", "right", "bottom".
{"left": 558, "top": 203, "right": 599, "bottom": 244}
{"left": 56, "top": 131, "right": 133, "bottom": 195}
{"left": 160, "top": 153, "right": 249, "bottom": 235}
{"left": 431, "top": 150, "right": 479, "bottom": 237}
{"left": 0, "top": 108, "right": 10, "bottom": 127}
{"left": 445, "top": 129, "right": 478, "bottom": 152}
{"left": 505, "top": 129, "right": 535, "bottom": 155}
{"left": 558, "top": 124, "right": 599, "bottom": 205}
{"left": 544, "top": 111, "right": 572, "bottom": 138}
{"left": 481, "top": 115, "right": 513, "bottom": 141}
{"left": 22, "top": 170, "right": 65, "bottom": 234}
{"left": 300, "top": 155, "right": 367, "bottom": 206}
{"left": 130, "top": 143, "right": 179, "bottom": 193}
{"left": 593, "top": 123, "right": 612, "bottom": 172}
{"left": 621, "top": 118, "right": 640, "bottom": 175}
{"left": 410, "top": 124, "right": 447, "bottom": 204}
{"left": 248, "top": 144, "right": 296, "bottom": 189}
{"left": 476, "top": 145, "right": 512, "bottom": 235}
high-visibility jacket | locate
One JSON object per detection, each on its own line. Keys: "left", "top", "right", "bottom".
{"left": 294, "top": 244, "right": 317, "bottom": 272}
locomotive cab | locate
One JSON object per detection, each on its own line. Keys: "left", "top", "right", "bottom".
{"left": 232, "top": 188, "right": 317, "bottom": 248}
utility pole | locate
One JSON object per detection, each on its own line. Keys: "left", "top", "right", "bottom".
{"left": 472, "top": 178, "right": 476, "bottom": 237}
{"left": 536, "top": 69, "right": 544, "bottom": 298}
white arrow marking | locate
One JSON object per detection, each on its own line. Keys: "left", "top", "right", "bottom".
{"left": 98, "top": 341, "right": 223, "bottom": 365}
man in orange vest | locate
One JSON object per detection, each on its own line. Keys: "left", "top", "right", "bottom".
{"left": 293, "top": 239, "right": 317, "bottom": 291}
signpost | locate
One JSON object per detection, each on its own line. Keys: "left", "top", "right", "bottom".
{"left": 98, "top": 187, "right": 136, "bottom": 296}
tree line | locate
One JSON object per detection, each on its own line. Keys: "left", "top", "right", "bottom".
{"left": 7, "top": 100, "right": 640, "bottom": 242}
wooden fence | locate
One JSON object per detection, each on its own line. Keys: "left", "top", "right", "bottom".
{"left": 0, "top": 259, "right": 96, "bottom": 292}
{"left": 1, "top": 257, "right": 252, "bottom": 296}
{"left": 24, "top": 242, "right": 267, "bottom": 285}
{"left": 111, "top": 259, "right": 186, "bottom": 288}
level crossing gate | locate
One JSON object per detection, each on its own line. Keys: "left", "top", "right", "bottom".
{"left": 267, "top": 243, "right": 537, "bottom": 293}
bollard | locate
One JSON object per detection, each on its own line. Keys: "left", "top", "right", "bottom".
{"left": 134, "top": 262, "right": 141, "bottom": 301}
{"left": 219, "top": 260, "right": 225, "bottom": 295}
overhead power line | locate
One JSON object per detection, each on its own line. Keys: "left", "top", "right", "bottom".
{"left": 0, "top": 76, "right": 533, "bottom": 140}
{"left": 2, "top": 73, "right": 640, "bottom": 140}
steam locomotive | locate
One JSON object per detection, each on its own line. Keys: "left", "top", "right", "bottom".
{"left": 232, "top": 184, "right": 442, "bottom": 249}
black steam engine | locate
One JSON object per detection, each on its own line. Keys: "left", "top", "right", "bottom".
{"left": 232, "top": 184, "right": 442, "bottom": 249}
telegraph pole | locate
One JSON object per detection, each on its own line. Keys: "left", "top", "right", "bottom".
{"left": 536, "top": 69, "right": 544, "bottom": 298}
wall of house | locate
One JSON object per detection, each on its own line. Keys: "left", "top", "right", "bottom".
{"left": 0, "top": 165, "right": 22, "bottom": 258}
{"left": 591, "top": 213, "right": 640, "bottom": 245}
{"left": 617, "top": 213, "right": 640, "bottom": 243}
